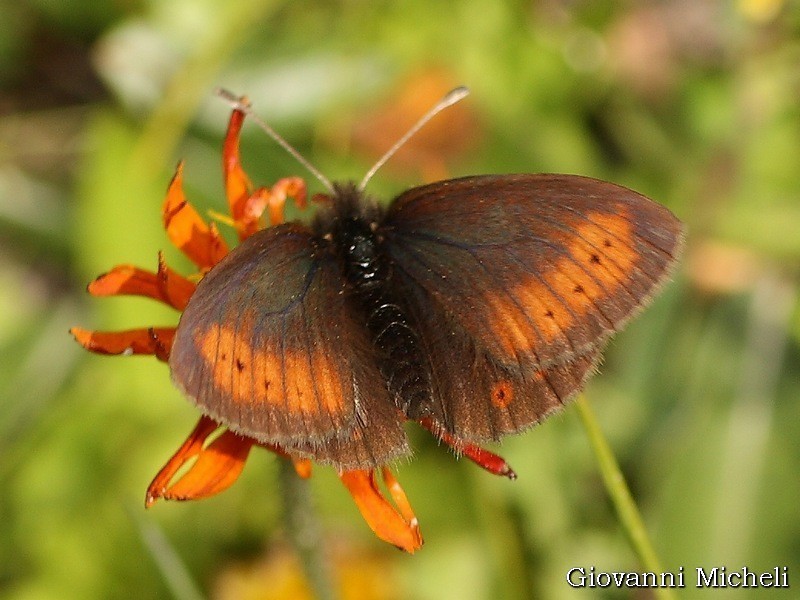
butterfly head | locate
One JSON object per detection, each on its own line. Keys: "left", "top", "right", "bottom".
{"left": 313, "top": 181, "right": 384, "bottom": 241}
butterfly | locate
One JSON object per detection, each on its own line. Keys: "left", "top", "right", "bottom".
{"left": 168, "top": 89, "right": 684, "bottom": 471}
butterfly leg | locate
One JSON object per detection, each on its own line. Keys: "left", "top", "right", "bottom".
{"left": 418, "top": 418, "right": 517, "bottom": 479}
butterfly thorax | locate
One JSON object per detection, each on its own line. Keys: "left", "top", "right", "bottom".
{"left": 314, "top": 182, "right": 432, "bottom": 417}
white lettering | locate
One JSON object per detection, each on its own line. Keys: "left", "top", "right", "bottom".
{"left": 566, "top": 565, "right": 786, "bottom": 590}
{"left": 566, "top": 567, "right": 585, "bottom": 588}
{"left": 741, "top": 567, "right": 757, "bottom": 587}
{"left": 640, "top": 572, "right": 657, "bottom": 587}
{"left": 697, "top": 567, "right": 718, "bottom": 587}
{"left": 596, "top": 572, "right": 611, "bottom": 587}
{"left": 610, "top": 572, "right": 626, "bottom": 586}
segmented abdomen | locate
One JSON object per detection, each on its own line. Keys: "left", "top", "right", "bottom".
{"left": 339, "top": 222, "right": 430, "bottom": 415}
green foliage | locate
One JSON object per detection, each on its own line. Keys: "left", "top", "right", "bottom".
{"left": 2, "top": 1, "right": 799, "bottom": 598}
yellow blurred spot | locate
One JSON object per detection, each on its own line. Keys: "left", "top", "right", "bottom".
{"left": 687, "top": 241, "right": 762, "bottom": 295}
{"left": 213, "top": 543, "right": 403, "bottom": 600}
{"left": 738, "top": 0, "right": 784, "bottom": 23}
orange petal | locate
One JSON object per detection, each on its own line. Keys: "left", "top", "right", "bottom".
{"left": 231, "top": 178, "right": 308, "bottom": 237}
{"left": 237, "top": 177, "right": 306, "bottom": 231}
{"left": 257, "top": 441, "right": 314, "bottom": 479}
{"left": 70, "top": 327, "right": 175, "bottom": 361}
{"left": 163, "top": 162, "right": 229, "bottom": 269}
{"left": 258, "top": 177, "right": 307, "bottom": 227}
{"left": 161, "top": 432, "right": 253, "bottom": 502}
{"left": 156, "top": 252, "right": 197, "bottom": 310}
{"left": 236, "top": 187, "right": 269, "bottom": 238}
{"left": 88, "top": 265, "right": 160, "bottom": 298}
{"left": 146, "top": 415, "right": 218, "bottom": 506}
{"left": 146, "top": 416, "right": 255, "bottom": 506}
{"left": 381, "top": 467, "right": 418, "bottom": 526}
{"left": 87, "top": 254, "right": 195, "bottom": 311}
{"left": 339, "top": 469, "right": 423, "bottom": 553}
{"left": 238, "top": 178, "right": 308, "bottom": 229}
{"left": 220, "top": 102, "right": 308, "bottom": 238}
{"left": 222, "top": 105, "right": 252, "bottom": 226}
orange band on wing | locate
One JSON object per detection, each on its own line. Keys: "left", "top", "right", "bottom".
{"left": 196, "top": 322, "right": 346, "bottom": 416}
{"left": 566, "top": 211, "right": 638, "bottom": 283}
{"left": 483, "top": 209, "right": 637, "bottom": 351}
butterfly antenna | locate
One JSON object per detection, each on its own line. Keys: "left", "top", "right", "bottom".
{"left": 358, "top": 86, "right": 470, "bottom": 191}
{"left": 215, "top": 88, "right": 334, "bottom": 193}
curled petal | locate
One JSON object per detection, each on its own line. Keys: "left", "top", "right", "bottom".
{"left": 156, "top": 252, "right": 196, "bottom": 310}
{"left": 381, "top": 467, "right": 417, "bottom": 525}
{"left": 245, "top": 177, "right": 307, "bottom": 228}
{"left": 163, "top": 162, "right": 229, "bottom": 269}
{"left": 70, "top": 327, "right": 175, "bottom": 361}
{"left": 87, "top": 253, "right": 195, "bottom": 311}
{"left": 220, "top": 102, "right": 307, "bottom": 237}
{"left": 339, "top": 469, "right": 423, "bottom": 553}
{"left": 222, "top": 106, "right": 252, "bottom": 227}
{"left": 88, "top": 265, "right": 157, "bottom": 297}
{"left": 147, "top": 415, "right": 218, "bottom": 506}
{"left": 146, "top": 416, "right": 254, "bottom": 506}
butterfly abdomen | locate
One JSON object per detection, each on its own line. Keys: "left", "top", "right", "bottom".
{"left": 323, "top": 185, "right": 431, "bottom": 416}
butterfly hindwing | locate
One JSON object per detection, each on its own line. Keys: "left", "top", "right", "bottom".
{"left": 393, "top": 263, "right": 602, "bottom": 440}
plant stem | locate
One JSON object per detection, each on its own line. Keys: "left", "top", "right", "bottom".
{"left": 277, "top": 459, "right": 338, "bottom": 600}
{"left": 575, "top": 395, "right": 676, "bottom": 600}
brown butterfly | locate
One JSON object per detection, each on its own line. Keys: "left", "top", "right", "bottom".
{"left": 169, "top": 89, "right": 684, "bottom": 471}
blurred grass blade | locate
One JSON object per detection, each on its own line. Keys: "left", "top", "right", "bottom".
{"left": 575, "top": 395, "right": 676, "bottom": 600}
{"left": 277, "top": 458, "right": 338, "bottom": 600}
{"left": 132, "top": 510, "right": 205, "bottom": 600}
{"left": 0, "top": 299, "right": 82, "bottom": 462}
{"left": 710, "top": 272, "right": 795, "bottom": 562}
{"left": 130, "top": 0, "right": 281, "bottom": 181}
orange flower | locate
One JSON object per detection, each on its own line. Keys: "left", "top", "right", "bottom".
{"left": 71, "top": 103, "right": 422, "bottom": 553}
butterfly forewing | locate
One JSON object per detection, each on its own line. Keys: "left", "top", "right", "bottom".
{"left": 169, "top": 223, "right": 409, "bottom": 466}
{"left": 384, "top": 174, "right": 684, "bottom": 371}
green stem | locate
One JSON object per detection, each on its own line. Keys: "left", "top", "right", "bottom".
{"left": 277, "top": 459, "right": 338, "bottom": 600}
{"left": 575, "top": 395, "right": 676, "bottom": 600}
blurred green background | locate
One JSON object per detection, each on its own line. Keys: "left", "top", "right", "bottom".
{"left": 1, "top": 0, "right": 799, "bottom": 598}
